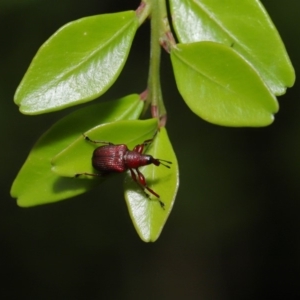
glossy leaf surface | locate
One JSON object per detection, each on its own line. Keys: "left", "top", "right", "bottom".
{"left": 171, "top": 42, "right": 278, "bottom": 127}
{"left": 14, "top": 11, "right": 138, "bottom": 114}
{"left": 124, "top": 127, "right": 179, "bottom": 242}
{"left": 170, "top": 0, "right": 295, "bottom": 95}
{"left": 11, "top": 94, "right": 143, "bottom": 207}
{"left": 52, "top": 119, "right": 158, "bottom": 177}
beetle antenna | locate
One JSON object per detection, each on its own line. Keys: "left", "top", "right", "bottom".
{"left": 158, "top": 159, "right": 172, "bottom": 168}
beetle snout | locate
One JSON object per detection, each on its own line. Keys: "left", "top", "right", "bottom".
{"left": 145, "top": 155, "right": 160, "bottom": 166}
{"left": 151, "top": 158, "right": 160, "bottom": 166}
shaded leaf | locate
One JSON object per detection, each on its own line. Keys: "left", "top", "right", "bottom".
{"left": 170, "top": 0, "right": 295, "bottom": 95}
{"left": 15, "top": 11, "right": 139, "bottom": 114}
{"left": 124, "top": 127, "right": 179, "bottom": 242}
{"left": 11, "top": 94, "right": 143, "bottom": 207}
{"left": 171, "top": 42, "right": 278, "bottom": 127}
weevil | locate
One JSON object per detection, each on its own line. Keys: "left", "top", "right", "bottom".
{"left": 75, "top": 134, "right": 172, "bottom": 208}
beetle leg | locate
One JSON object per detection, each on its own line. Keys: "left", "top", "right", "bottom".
{"left": 129, "top": 169, "right": 165, "bottom": 209}
{"left": 132, "top": 130, "right": 160, "bottom": 153}
{"left": 83, "top": 134, "right": 114, "bottom": 145}
{"left": 136, "top": 169, "right": 160, "bottom": 198}
{"left": 133, "top": 138, "right": 154, "bottom": 154}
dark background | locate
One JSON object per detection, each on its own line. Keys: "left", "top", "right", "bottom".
{"left": 1, "top": 0, "right": 299, "bottom": 299}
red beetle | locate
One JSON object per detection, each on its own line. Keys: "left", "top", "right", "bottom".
{"left": 75, "top": 134, "right": 171, "bottom": 208}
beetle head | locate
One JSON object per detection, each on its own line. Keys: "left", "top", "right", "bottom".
{"left": 148, "top": 156, "right": 172, "bottom": 168}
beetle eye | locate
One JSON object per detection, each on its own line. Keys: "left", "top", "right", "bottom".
{"left": 146, "top": 156, "right": 153, "bottom": 165}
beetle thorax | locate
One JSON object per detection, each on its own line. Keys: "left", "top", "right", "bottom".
{"left": 124, "top": 151, "right": 151, "bottom": 169}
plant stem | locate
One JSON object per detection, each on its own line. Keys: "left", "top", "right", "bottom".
{"left": 146, "top": 0, "right": 168, "bottom": 125}
{"left": 138, "top": 0, "right": 175, "bottom": 126}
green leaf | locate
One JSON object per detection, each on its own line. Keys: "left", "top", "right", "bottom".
{"left": 171, "top": 42, "right": 278, "bottom": 127}
{"left": 170, "top": 0, "right": 295, "bottom": 95}
{"left": 124, "top": 127, "right": 179, "bottom": 242}
{"left": 11, "top": 94, "right": 143, "bottom": 207}
{"left": 52, "top": 119, "right": 158, "bottom": 177}
{"left": 14, "top": 11, "right": 139, "bottom": 114}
